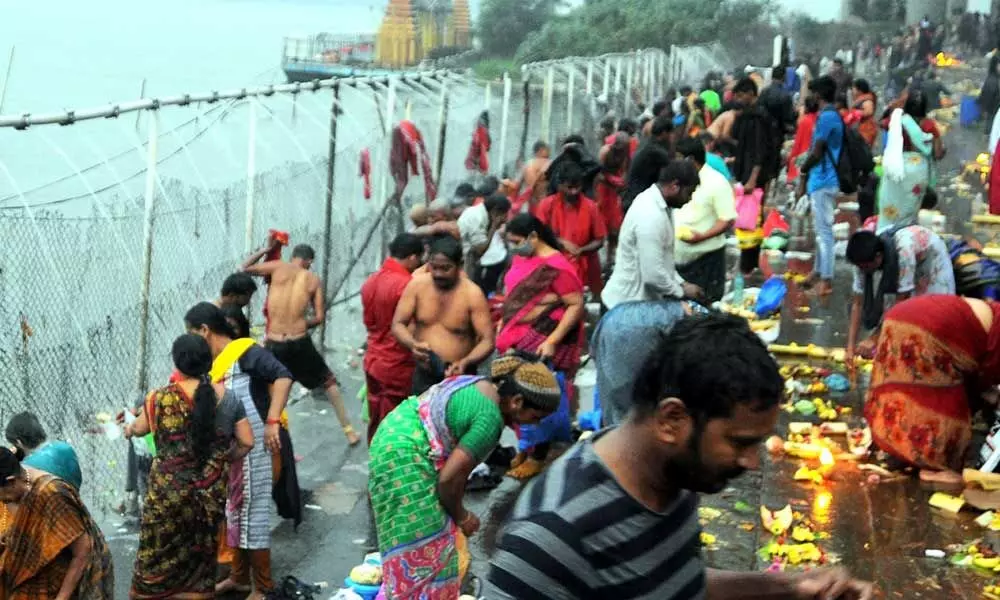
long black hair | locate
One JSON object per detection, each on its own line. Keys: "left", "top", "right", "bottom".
{"left": 0, "top": 447, "right": 22, "bottom": 482}
{"left": 184, "top": 302, "right": 236, "bottom": 338}
{"left": 506, "top": 213, "right": 563, "bottom": 252}
{"left": 172, "top": 333, "right": 216, "bottom": 465}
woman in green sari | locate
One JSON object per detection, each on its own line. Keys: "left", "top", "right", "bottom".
{"left": 877, "top": 90, "right": 944, "bottom": 233}
{"left": 369, "top": 354, "right": 562, "bottom": 599}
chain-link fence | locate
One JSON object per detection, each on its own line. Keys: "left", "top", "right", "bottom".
{"left": 0, "top": 45, "right": 733, "bottom": 518}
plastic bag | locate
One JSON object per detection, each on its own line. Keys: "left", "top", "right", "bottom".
{"left": 734, "top": 185, "right": 764, "bottom": 231}
{"left": 754, "top": 276, "right": 787, "bottom": 317}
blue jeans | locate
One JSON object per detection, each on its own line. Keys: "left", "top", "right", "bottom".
{"left": 811, "top": 186, "right": 838, "bottom": 280}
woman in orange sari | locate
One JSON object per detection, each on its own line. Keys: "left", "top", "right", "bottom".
{"left": 497, "top": 214, "right": 585, "bottom": 478}
{"left": 0, "top": 447, "right": 113, "bottom": 599}
{"left": 852, "top": 78, "right": 879, "bottom": 148}
{"left": 787, "top": 96, "right": 819, "bottom": 182}
{"left": 866, "top": 295, "right": 1000, "bottom": 484}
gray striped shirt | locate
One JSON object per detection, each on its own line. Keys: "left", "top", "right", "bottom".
{"left": 486, "top": 432, "right": 707, "bottom": 599}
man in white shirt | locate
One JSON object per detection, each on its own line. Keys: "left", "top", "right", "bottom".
{"left": 603, "top": 160, "right": 703, "bottom": 310}
{"left": 456, "top": 194, "right": 511, "bottom": 294}
{"left": 674, "top": 137, "right": 737, "bottom": 303}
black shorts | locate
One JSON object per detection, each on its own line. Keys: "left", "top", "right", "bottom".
{"left": 266, "top": 336, "right": 338, "bottom": 391}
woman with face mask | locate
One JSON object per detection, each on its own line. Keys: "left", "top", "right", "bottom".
{"left": 496, "top": 214, "right": 585, "bottom": 478}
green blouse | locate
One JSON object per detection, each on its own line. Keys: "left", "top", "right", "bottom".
{"left": 445, "top": 384, "right": 504, "bottom": 462}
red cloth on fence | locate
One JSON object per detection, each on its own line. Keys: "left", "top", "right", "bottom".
{"left": 390, "top": 120, "right": 437, "bottom": 201}
{"left": 360, "top": 148, "right": 372, "bottom": 200}
{"left": 465, "top": 111, "right": 491, "bottom": 174}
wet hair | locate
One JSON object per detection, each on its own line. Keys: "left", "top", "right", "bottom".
{"left": 532, "top": 141, "right": 550, "bottom": 155}
{"left": 477, "top": 176, "right": 501, "bottom": 197}
{"left": 484, "top": 194, "right": 511, "bottom": 214}
{"left": 633, "top": 313, "right": 783, "bottom": 420}
{"left": 618, "top": 118, "right": 639, "bottom": 136}
{"left": 853, "top": 78, "right": 872, "bottom": 94}
{"left": 833, "top": 58, "right": 845, "bottom": 66}
{"left": 904, "top": 89, "right": 928, "bottom": 119}
{"left": 506, "top": 213, "right": 563, "bottom": 252}
{"left": 292, "top": 244, "right": 315, "bottom": 260}
{"left": 0, "top": 447, "right": 21, "bottom": 482}
{"left": 455, "top": 183, "right": 477, "bottom": 200}
{"left": 651, "top": 115, "right": 675, "bottom": 137}
{"left": 389, "top": 232, "right": 424, "bottom": 260}
{"left": 558, "top": 162, "right": 584, "bottom": 187}
{"left": 652, "top": 100, "right": 669, "bottom": 116}
{"left": 846, "top": 231, "right": 885, "bottom": 265}
{"left": 172, "top": 333, "right": 217, "bottom": 465}
{"left": 428, "top": 235, "right": 462, "bottom": 266}
{"left": 804, "top": 95, "right": 820, "bottom": 114}
{"left": 809, "top": 75, "right": 838, "bottom": 103}
{"left": 658, "top": 159, "right": 700, "bottom": 187}
{"left": 5, "top": 412, "right": 46, "bottom": 452}
{"left": 676, "top": 137, "right": 707, "bottom": 165}
{"left": 220, "top": 303, "right": 251, "bottom": 339}
{"left": 599, "top": 116, "right": 616, "bottom": 134}
{"left": 772, "top": 66, "right": 788, "bottom": 81}
{"left": 491, "top": 353, "right": 562, "bottom": 412}
{"left": 679, "top": 85, "right": 693, "bottom": 96}
{"left": 698, "top": 131, "right": 717, "bottom": 147}
{"left": 693, "top": 98, "right": 706, "bottom": 110}
{"left": 184, "top": 302, "right": 236, "bottom": 338}
{"left": 732, "top": 77, "right": 757, "bottom": 97}
{"left": 562, "top": 135, "right": 585, "bottom": 148}
{"left": 220, "top": 273, "right": 257, "bottom": 298}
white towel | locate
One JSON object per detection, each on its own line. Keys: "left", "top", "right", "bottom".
{"left": 883, "top": 108, "right": 905, "bottom": 183}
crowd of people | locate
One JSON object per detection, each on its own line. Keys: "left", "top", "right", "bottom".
{"left": 6, "top": 18, "right": 1000, "bottom": 600}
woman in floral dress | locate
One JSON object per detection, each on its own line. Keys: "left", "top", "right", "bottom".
{"left": 866, "top": 295, "right": 1000, "bottom": 484}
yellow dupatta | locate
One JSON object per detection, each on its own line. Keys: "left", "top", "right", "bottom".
{"left": 211, "top": 338, "right": 289, "bottom": 428}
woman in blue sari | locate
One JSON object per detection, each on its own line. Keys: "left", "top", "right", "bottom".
{"left": 5, "top": 411, "right": 82, "bottom": 490}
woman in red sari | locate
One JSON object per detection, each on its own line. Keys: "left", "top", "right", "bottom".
{"left": 787, "top": 96, "right": 819, "bottom": 182}
{"left": 497, "top": 214, "right": 585, "bottom": 478}
{"left": 594, "top": 133, "right": 631, "bottom": 269}
{"left": 866, "top": 295, "right": 1000, "bottom": 484}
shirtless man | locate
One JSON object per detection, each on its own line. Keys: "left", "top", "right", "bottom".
{"left": 243, "top": 241, "right": 360, "bottom": 445}
{"left": 391, "top": 236, "right": 495, "bottom": 395}
{"left": 514, "top": 141, "right": 551, "bottom": 215}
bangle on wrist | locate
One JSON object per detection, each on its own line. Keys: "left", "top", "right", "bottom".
{"left": 266, "top": 418, "right": 281, "bottom": 426}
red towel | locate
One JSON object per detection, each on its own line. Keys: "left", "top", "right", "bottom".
{"left": 390, "top": 120, "right": 437, "bottom": 201}
{"left": 360, "top": 149, "right": 372, "bottom": 200}
{"left": 262, "top": 229, "right": 289, "bottom": 325}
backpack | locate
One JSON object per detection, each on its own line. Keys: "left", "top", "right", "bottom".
{"left": 825, "top": 117, "right": 875, "bottom": 194}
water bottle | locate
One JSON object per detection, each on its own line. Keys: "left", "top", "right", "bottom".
{"left": 732, "top": 272, "right": 745, "bottom": 306}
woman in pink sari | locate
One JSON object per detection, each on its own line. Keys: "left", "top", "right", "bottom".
{"left": 498, "top": 214, "right": 585, "bottom": 479}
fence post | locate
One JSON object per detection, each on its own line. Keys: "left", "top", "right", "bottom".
{"left": 542, "top": 66, "right": 554, "bottom": 144}
{"left": 586, "top": 62, "right": 593, "bottom": 96}
{"left": 135, "top": 110, "right": 159, "bottom": 396}
{"left": 518, "top": 76, "right": 531, "bottom": 165}
{"left": 435, "top": 80, "right": 449, "bottom": 186}
{"left": 614, "top": 57, "right": 623, "bottom": 95}
{"left": 319, "top": 84, "right": 340, "bottom": 350}
{"left": 381, "top": 77, "right": 398, "bottom": 262}
{"left": 498, "top": 72, "right": 512, "bottom": 177}
{"left": 626, "top": 54, "right": 634, "bottom": 113}
{"left": 602, "top": 59, "right": 611, "bottom": 99}
{"left": 135, "top": 78, "right": 146, "bottom": 134}
{"left": 243, "top": 99, "right": 258, "bottom": 255}
{"left": 566, "top": 68, "right": 575, "bottom": 135}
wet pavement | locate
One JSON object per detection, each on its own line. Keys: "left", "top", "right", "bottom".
{"left": 103, "top": 64, "right": 1000, "bottom": 598}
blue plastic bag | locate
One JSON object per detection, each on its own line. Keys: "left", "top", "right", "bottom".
{"left": 755, "top": 276, "right": 787, "bottom": 317}
{"left": 518, "top": 372, "right": 573, "bottom": 451}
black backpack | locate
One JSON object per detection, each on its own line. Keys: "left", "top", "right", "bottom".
{"left": 826, "top": 118, "right": 875, "bottom": 194}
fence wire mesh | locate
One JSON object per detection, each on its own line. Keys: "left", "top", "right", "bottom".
{"left": 0, "top": 46, "right": 731, "bottom": 517}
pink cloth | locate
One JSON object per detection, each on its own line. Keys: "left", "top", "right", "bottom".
{"left": 496, "top": 253, "right": 581, "bottom": 354}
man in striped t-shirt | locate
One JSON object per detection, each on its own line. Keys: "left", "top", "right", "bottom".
{"left": 487, "top": 312, "right": 873, "bottom": 600}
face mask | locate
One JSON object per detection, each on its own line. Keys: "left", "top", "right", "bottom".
{"left": 510, "top": 240, "right": 534, "bottom": 257}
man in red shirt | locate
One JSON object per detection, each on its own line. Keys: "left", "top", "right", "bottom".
{"left": 537, "top": 163, "right": 608, "bottom": 301}
{"left": 360, "top": 233, "right": 425, "bottom": 443}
